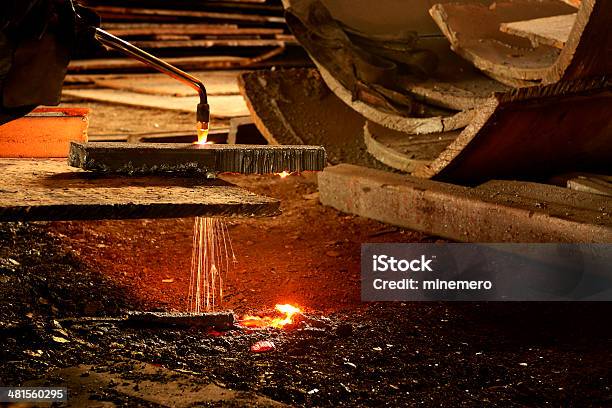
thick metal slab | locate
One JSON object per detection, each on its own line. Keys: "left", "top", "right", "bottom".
{"left": 0, "top": 159, "right": 280, "bottom": 221}
{"left": 68, "top": 142, "right": 326, "bottom": 175}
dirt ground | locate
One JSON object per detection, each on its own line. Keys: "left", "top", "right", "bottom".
{"left": 0, "top": 102, "right": 610, "bottom": 407}
{"left": 48, "top": 171, "right": 436, "bottom": 315}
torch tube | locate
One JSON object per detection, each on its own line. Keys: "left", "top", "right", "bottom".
{"left": 93, "top": 27, "right": 209, "bottom": 123}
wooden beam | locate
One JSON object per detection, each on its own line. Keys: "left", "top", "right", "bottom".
{"left": 61, "top": 89, "right": 249, "bottom": 119}
{"left": 130, "top": 38, "right": 296, "bottom": 49}
{"left": 500, "top": 13, "right": 575, "bottom": 49}
{"left": 0, "top": 159, "right": 280, "bottom": 221}
{"left": 551, "top": 173, "right": 612, "bottom": 197}
{"left": 68, "top": 142, "right": 326, "bottom": 175}
{"left": 103, "top": 24, "right": 283, "bottom": 37}
{"left": 92, "top": 6, "right": 286, "bottom": 24}
{"left": 67, "top": 47, "right": 287, "bottom": 72}
{"left": 318, "top": 164, "right": 612, "bottom": 243}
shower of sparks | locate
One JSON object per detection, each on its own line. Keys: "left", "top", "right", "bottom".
{"left": 188, "top": 217, "right": 236, "bottom": 313}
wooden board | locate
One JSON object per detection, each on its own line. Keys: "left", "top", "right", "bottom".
{"left": 103, "top": 24, "right": 283, "bottom": 37}
{"left": 92, "top": 6, "right": 286, "bottom": 24}
{"left": 430, "top": 0, "right": 610, "bottom": 85}
{"left": 130, "top": 37, "right": 296, "bottom": 49}
{"left": 0, "top": 159, "right": 280, "bottom": 221}
{"left": 91, "top": 71, "right": 242, "bottom": 97}
{"left": 550, "top": 173, "right": 612, "bottom": 197}
{"left": 414, "top": 77, "right": 612, "bottom": 183}
{"left": 318, "top": 164, "right": 612, "bottom": 243}
{"left": 68, "top": 142, "right": 326, "bottom": 175}
{"left": 500, "top": 13, "right": 576, "bottom": 49}
{"left": 67, "top": 47, "right": 287, "bottom": 72}
{"left": 62, "top": 89, "right": 249, "bottom": 119}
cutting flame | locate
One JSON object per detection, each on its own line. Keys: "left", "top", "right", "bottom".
{"left": 239, "top": 304, "right": 301, "bottom": 329}
{"left": 276, "top": 171, "right": 291, "bottom": 179}
{"left": 195, "top": 121, "right": 213, "bottom": 145}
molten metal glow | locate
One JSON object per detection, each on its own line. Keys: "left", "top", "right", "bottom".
{"left": 239, "top": 304, "right": 302, "bottom": 329}
{"left": 276, "top": 171, "right": 291, "bottom": 179}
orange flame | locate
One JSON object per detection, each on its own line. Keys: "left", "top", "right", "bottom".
{"left": 239, "top": 304, "right": 301, "bottom": 329}
{"left": 276, "top": 171, "right": 291, "bottom": 179}
{"left": 194, "top": 121, "right": 213, "bottom": 145}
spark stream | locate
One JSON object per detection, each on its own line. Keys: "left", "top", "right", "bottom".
{"left": 373, "top": 279, "right": 492, "bottom": 290}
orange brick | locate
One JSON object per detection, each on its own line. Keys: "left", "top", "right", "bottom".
{"left": 0, "top": 107, "right": 89, "bottom": 158}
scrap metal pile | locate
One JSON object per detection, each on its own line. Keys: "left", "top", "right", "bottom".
{"left": 240, "top": 0, "right": 611, "bottom": 243}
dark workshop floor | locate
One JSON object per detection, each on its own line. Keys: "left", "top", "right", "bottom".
{"left": 0, "top": 103, "right": 610, "bottom": 407}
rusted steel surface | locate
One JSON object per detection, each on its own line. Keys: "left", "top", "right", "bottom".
{"left": 318, "top": 164, "right": 612, "bottom": 243}
{"left": 430, "top": 0, "right": 610, "bottom": 85}
{"left": 414, "top": 77, "right": 612, "bottom": 183}
{"left": 239, "top": 68, "right": 397, "bottom": 170}
{"left": 68, "top": 142, "right": 326, "bottom": 175}
{"left": 0, "top": 108, "right": 89, "bottom": 158}
{"left": 363, "top": 121, "right": 460, "bottom": 173}
{"left": 0, "top": 159, "right": 280, "bottom": 221}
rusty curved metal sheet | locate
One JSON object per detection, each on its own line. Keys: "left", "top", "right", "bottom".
{"left": 283, "top": 0, "right": 508, "bottom": 135}
{"left": 429, "top": 0, "right": 610, "bottom": 85}
{"left": 414, "top": 77, "right": 612, "bottom": 183}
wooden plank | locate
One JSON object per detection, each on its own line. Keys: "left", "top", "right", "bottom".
{"left": 0, "top": 159, "right": 280, "bottom": 221}
{"left": 103, "top": 24, "right": 283, "bottom": 37}
{"left": 67, "top": 47, "right": 288, "bottom": 72}
{"left": 68, "top": 55, "right": 247, "bottom": 72}
{"left": 91, "top": 71, "right": 242, "bottom": 97}
{"left": 318, "top": 164, "right": 612, "bottom": 243}
{"left": 567, "top": 177, "right": 612, "bottom": 197}
{"left": 68, "top": 142, "right": 326, "bottom": 175}
{"left": 92, "top": 6, "right": 286, "bottom": 24}
{"left": 500, "top": 13, "right": 575, "bottom": 49}
{"left": 551, "top": 173, "right": 612, "bottom": 197}
{"left": 130, "top": 38, "right": 296, "bottom": 49}
{"left": 414, "top": 77, "right": 612, "bottom": 183}
{"left": 61, "top": 89, "right": 249, "bottom": 119}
